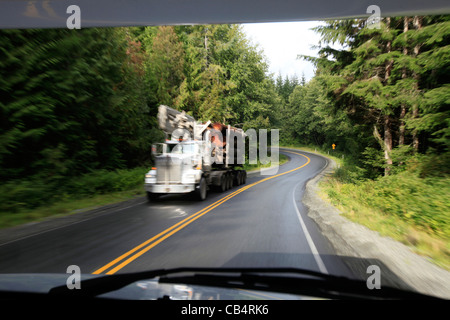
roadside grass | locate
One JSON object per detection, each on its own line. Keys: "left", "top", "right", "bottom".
{"left": 319, "top": 164, "right": 450, "bottom": 271}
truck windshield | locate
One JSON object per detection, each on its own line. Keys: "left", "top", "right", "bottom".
{"left": 167, "top": 143, "right": 196, "bottom": 154}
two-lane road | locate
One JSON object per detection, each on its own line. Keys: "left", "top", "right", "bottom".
{"left": 0, "top": 149, "right": 354, "bottom": 279}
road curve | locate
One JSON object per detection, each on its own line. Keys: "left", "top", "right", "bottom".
{"left": 0, "top": 149, "right": 354, "bottom": 279}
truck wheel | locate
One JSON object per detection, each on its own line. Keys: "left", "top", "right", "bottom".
{"left": 223, "top": 173, "right": 230, "bottom": 191}
{"left": 196, "top": 177, "right": 207, "bottom": 200}
{"left": 147, "top": 192, "right": 160, "bottom": 202}
{"left": 237, "top": 171, "right": 243, "bottom": 185}
{"left": 234, "top": 171, "right": 240, "bottom": 186}
{"left": 242, "top": 171, "right": 247, "bottom": 184}
{"left": 226, "top": 173, "right": 232, "bottom": 190}
{"left": 220, "top": 174, "right": 227, "bottom": 192}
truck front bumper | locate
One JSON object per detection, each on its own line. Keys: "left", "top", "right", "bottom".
{"left": 145, "top": 183, "right": 195, "bottom": 194}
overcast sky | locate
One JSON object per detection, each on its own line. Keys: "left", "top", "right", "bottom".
{"left": 241, "top": 21, "right": 324, "bottom": 82}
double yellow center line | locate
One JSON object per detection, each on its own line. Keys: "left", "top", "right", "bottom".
{"left": 92, "top": 151, "right": 310, "bottom": 275}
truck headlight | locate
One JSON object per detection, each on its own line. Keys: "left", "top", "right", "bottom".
{"left": 145, "top": 169, "right": 157, "bottom": 183}
{"left": 182, "top": 172, "right": 197, "bottom": 184}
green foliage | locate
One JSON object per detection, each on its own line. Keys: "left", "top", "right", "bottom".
{"left": 322, "top": 161, "right": 450, "bottom": 269}
{"left": 276, "top": 75, "right": 367, "bottom": 162}
{"left": 327, "top": 146, "right": 450, "bottom": 244}
{"left": 0, "top": 179, "right": 57, "bottom": 213}
{"left": 419, "top": 152, "right": 450, "bottom": 177}
{"left": 345, "top": 172, "right": 449, "bottom": 238}
{"left": 300, "top": 15, "right": 449, "bottom": 177}
{"left": 64, "top": 167, "right": 148, "bottom": 196}
{"left": 0, "top": 167, "right": 147, "bottom": 214}
{"left": 332, "top": 165, "right": 367, "bottom": 184}
{"left": 146, "top": 26, "right": 185, "bottom": 106}
{"left": 0, "top": 28, "right": 155, "bottom": 181}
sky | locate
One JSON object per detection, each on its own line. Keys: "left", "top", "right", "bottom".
{"left": 241, "top": 21, "right": 324, "bottom": 82}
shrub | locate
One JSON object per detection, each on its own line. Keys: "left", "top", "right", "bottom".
{"left": 0, "top": 167, "right": 148, "bottom": 213}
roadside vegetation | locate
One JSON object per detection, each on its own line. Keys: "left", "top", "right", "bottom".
{"left": 0, "top": 167, "right": 147, "bottom": 229}
{"left": 321, "top": 154, "right": 450, "bottom": 270}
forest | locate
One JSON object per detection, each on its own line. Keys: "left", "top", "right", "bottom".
{"left": 0, "top": 18, "right": 449, "bottom": 266}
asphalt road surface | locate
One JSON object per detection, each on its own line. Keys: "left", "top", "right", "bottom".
{"left": 0, "top": 149, "right": 355, "bottom": 279}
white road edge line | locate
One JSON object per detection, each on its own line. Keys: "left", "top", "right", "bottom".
{"left": 292, "top": 181, "right": 329, "bottom": 275}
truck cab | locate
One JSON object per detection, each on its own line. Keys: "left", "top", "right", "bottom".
{"left": 145, "top": 140, "right": 208, "bottom": 200}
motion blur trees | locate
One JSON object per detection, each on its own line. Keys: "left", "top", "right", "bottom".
{"left": 171, "top": 24, "right": 278, "bottom": 127}
{"left": 0, "top": 28, "right": 153, "bottom": 181}
{"left": 146, "top": 26, "right": 185, "bottom": 107}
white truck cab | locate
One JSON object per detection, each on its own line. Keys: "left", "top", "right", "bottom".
{"left": 145, "top": 140, "right": 207, "bottom": 198}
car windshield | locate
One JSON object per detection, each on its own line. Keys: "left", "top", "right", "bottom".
{"left": 0, "top": 1, "right": 449, "bottom": 303}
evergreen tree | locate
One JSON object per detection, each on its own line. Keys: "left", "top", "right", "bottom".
{"left": 301, "top": 15, "right": 449, "bottom": 176}
{"left": 146, "top": 26, "right": 185, "bottom": 107}
{"left": 0, "top": 27, "right": 157, "bottom": 180}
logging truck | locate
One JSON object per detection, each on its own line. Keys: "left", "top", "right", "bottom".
{"left": 144, "top": 105, "right": 246, "bottom": 201}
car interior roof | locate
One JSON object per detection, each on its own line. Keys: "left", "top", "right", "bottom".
{"left": 1, "top": 0, "right": 450, "bottom": 29}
